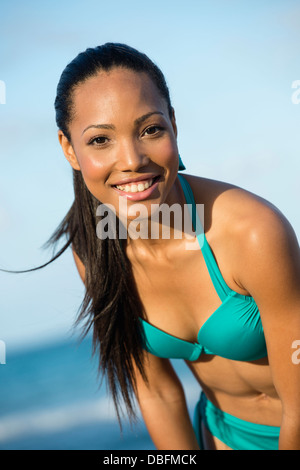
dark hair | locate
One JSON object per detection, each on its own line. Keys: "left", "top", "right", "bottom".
{"left": 50, "top": 43, "right": 174, "bottom": 425}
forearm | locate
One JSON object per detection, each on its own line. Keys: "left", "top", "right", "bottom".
{"left": 138, "top": 392, "right": 200, "bottom": 450}
{"left": 279, "top": 415, "right": 300, "bottom": 450}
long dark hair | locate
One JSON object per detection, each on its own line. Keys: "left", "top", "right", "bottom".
{"left": 47, "top": 43, "right": 174, "bottom": 424}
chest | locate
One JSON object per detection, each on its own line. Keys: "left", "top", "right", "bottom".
{"left": 131, "top": 246, "right": 222, "bottom": 343}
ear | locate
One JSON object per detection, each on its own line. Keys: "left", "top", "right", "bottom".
{"left": 170, "top": 107, "right": 178, "bottom": 138}
{"left": 58, "top": 130, "right": 81, "bottom": 171}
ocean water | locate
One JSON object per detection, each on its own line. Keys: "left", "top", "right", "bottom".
{"left": 0, "top": 335, "right": 199, "bottom": 450}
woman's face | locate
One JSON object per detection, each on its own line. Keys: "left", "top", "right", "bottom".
{"left": 59, "top": 67, "right": 179, "bottom": 222}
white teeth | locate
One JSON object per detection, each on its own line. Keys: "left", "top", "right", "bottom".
{"left": 116, "top": 178, "right": 154, "bottom": 192}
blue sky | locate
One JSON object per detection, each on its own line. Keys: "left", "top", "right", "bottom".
{"left": 0, "top": 0, "right": 299, "bottom": 350}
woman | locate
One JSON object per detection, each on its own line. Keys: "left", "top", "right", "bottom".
{"left": 49, "top": 43, "right": 300, "bottom": 450}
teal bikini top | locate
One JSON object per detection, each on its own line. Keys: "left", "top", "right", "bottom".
{"left": 139, "top": 174, "right": 267, "bottom": 362}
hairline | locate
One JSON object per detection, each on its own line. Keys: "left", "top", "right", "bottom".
{"left": 64, "top": 65, "right": 173, "bottom": 142}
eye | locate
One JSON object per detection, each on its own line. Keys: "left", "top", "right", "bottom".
{"left": 142, "top": 125, "right": 164, "bottom": 137}
{"left": 88, "top": 136, "right": 109, "bottom": 146}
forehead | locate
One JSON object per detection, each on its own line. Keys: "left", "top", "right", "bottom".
{"left": 71, "top": 68, "right": 168, "bottom": 123}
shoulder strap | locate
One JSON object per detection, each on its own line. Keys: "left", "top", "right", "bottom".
{"left": 177, "top": 174, "right": 231, "bottom": 301}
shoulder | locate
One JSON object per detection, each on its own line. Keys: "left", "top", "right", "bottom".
{"left": 182, "top": 172, "right": 295, "bottom": 243}
{"left": 183, "top": 173, "right": 299, "bottom": 293}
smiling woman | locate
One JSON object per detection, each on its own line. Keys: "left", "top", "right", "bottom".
{"left": 50, "top": 43, "right": 182, "bottom": 427}
{"left": 30, "top": 43, "right": 300, "bottom": 450}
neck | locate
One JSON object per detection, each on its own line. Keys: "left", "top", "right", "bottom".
{"left": 122, "top": 175, "right": 197, "bottom": 252}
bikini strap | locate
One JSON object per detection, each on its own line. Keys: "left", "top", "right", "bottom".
{"left": 178, "top": 173, "right": 231, "bottom": 301}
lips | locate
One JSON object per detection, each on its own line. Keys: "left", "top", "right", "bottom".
{"left": 115, "top": 177, "right": 155, "bottom": 193}
{"left": 112, "top": 174, "right": 160, "bottom": 186}
{"left": 112, "top": 175, "right": 161, "bottom": 192}
{"left": 112, "top": 175, "right": 161, "bottom": 201}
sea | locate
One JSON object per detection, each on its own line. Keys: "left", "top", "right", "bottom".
{"left": 0, "top": 334, "right": 200, "bottom": 450}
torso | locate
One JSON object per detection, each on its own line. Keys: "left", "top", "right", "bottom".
{"left": 126, "top": 174, "right": 282, "bottom": 430}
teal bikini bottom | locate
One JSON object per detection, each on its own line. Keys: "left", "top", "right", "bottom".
{"left": 193, "top": 393, "right": 280, "bottom": 450}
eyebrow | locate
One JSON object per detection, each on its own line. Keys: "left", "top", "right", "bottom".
{"left": 81, "top": 111, "right": 164, "bottom": 136}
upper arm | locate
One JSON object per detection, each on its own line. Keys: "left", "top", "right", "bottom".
{"left": 72, "top": 246, "right": 86, "bottom": 284}
{"left": 71, "top": 245, "right": 183, "bottom": 398}
{"left": 133, "top": 351, "right": 185, "bottom": 404}
{"left": 238, "top": 205, "right": 300, "bottom": 415}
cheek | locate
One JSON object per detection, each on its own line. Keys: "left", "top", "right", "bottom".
{"left": 79, "top": 154, "right": 107, "bottom": 183}
{"left": 158, "top": 140, "right": 179, "bottom": 173}
{"left": 76, "top": 153, "right": 110, "bottom": 201}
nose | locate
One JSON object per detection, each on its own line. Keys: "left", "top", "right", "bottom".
{"left": 116, "top": 141, "right": 150, "bottom": 172}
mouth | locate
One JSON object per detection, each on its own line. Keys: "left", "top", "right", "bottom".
{"left": 113, "top": 175, "right": 161, "bottom": 193}
{"left": 111, "top": 175, "right": 162, "bottom": 201}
